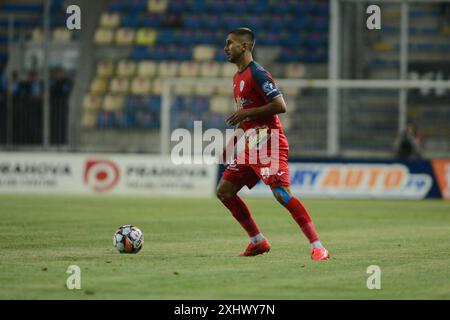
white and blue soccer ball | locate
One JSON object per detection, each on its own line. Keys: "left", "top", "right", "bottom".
{"left": 113, "top": 225, "right": 144, "bottom": 254}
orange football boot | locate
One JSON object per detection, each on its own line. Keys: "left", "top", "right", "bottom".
{"left": 311, "top": 247, "right": 330, "bottom": 261}
{"left": 239, "top": 238, "right": 271, "bottom": 256}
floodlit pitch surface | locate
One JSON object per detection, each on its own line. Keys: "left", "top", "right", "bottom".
{"left": 0, "top": 195, "right": 449, "bottom": 299}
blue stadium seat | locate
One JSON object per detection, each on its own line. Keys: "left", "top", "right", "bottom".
{"left": 267, "top": 15, "right": 286, "bottom": 32}
{"left": 270, "top": 1, "right": 290, "bottom": 14}
{"left": 190, "top": 0, "right": 207, "bottom": 12}
{"left": 108, "top": 0, "right": 124, "bottom": 12}
{"left": 252, "top": 0, "right": 269, "bottom": 14}
{"left": 204, "top": 15, "right": 221, "bottom": 30}
{"left": 130, "top": 46, "right": 151, "bottom": 60}
{"left": 215, "top": 49, "right": 227, "bottom": 61}
{"left": 121, "top": 14, "right": 140, "bottom": 28}
{"left": 149, "top": 45, "right": 171, "bottom": 61}
{"left": 0, "top": 4, "right": 42, "bottom": 13}
{"left": 208, "top": 0, "right": 227, "bottom": 14}
{"left": 177, "top": 30, "right": 196, "bottom": 45}
{"left": 190, "top": 96, "right": 210, "bottom": 114}
{"left": 172, "top": 46, "right": 193, "bottom": 61}
{"left": 97, "top": 112, "right": 117, "bottom": 128}
{"left": 172, "top": 96, "right": 186, "bottom": 112}
{"left": 281, "top": 33, "right": 302, "bottom": 46}
{"left": 125, "top": 95, "right": 146, "bottom": 111}
{"left": 279, "top": 48, "right": 298, "bottom": 62}
{"left": 227, "top": 0, "right": 250, "bottom": 14}
{"left": 157, "top": 29, "right": 175, "bottom": 45}
{"left": 259, "top": 32, "right": 281, "bottom": 46}
{"left": 118, "top": 111, "right": 136, "bottom": 129}
{"left": 147, "top": 96, "right": 162, "bottom": 113}
{"left": 246, "top": 15, "right": 263, "bottom": 31}
{"left": 196, "top": 30, "right": 216, "bottom": 45}
{"left": 168, "top": 0, "right": 189, "bottom": 13}
{"left": 184, "top": 14, "right": 202, "bottom": 29}
{"left": 128, "top": 0, "right": 146, "bottom": 13}
{"left": 141, "top": 112, "right": 160, "bottom": 129}
{"left": 225, "top": 16, "right": 245, "bottom": 30}
{"left": 141, "top": 14, "right": 162, "bottom": 28}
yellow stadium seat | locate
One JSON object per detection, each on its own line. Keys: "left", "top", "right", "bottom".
{"left": 102, "top": 94, "right": 125, "bottom": 112}
{"left": 97, "top": 61, "right": 115, "bottom": 77}
{"left": 179, "top": 62, "right": 200, "bottom": 77}
{"left": 94, "top": 28, "right": 114, "bottom": 45}
{"left": 83, "top": 94, "right": 102, "bottom": 111}
{"left": 151, "top": 78, "right": 161, "bottom": 95}
{"left": 285, "top": 63, "right": 305, "bottom": 78}
{"left": 116, "top": 60, "right": 137, "bottom": 77}
{"left": 210, "top": 96, "right": 233, "bottom": 114}
{"left": 147, "top": 0, "right": 168, "bottom": 13}
{"left": 115, "top": 28, "right": 135, "bottom": 45}
{"left": 130, "top": 77, "right": 152, "bottom": 95}
{"left": 82, "top": 111, "right": 97, "bottom": 129}
{"left": 193, "top": 45, "right": 215, "bottom": 61}
{"left": 109, "top": 77, "right": 130, "bottom": 94}
{"left": 199, "top": 62, "right": 221, "bottom": 78}
{"left": 52, "top": 27, "right": 72, "bottom": 43}
{"left": 194, "top": 83, "right": 216, "bottom": 95}
{"left": 100, "top": 12, "right": 120, "bottom": 28}
{"left": 157, "top": 61, "right": 179, "bottom": 77}
{"left": 220, "top": 63, "right": 237, "bottom": 78}
{"left": 90, "top": 77, "right": 108, "bottom": 93}
{"left": 31, "top": 28, "right": 43, "bottom": 42}
{"left": 137, "top": 61, "right": 157, "bottom": 77}
{"left": 136, "top": 28, "right": 157, "bottom": 46}
{"left": 174, "top": 84, "right": 194, "bottom": 95}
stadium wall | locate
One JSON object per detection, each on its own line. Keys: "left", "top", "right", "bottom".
{"left": 0, "top": 153, "right": 448, "bottom": 199}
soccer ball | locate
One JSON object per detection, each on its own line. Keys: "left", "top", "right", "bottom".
{"left": 113, "top": 225, "right": 144, "bottom": 254}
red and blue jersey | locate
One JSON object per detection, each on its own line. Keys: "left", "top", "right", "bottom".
{"left": 232, "top": 60, "right": 289, "bottom": 160}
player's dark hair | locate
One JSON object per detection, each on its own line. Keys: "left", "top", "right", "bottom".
{"left": 228, "top": 27, "right": 255, "bottom": 51}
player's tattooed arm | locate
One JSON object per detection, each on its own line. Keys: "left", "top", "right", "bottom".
{"left": 226, "top": 96, "right": 286, "bottom": 126}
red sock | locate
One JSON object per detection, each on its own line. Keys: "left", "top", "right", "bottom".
{"left": 284, "top": 197, "right": 319, "bottom": 243}
{"left": 221, "top": 195, "right": 260, "bottom": 237}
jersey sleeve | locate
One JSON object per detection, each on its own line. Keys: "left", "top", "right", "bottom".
{"left": 251, "top": 65, "right": 282, "bottom": 101}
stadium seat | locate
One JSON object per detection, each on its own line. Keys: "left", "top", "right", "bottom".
{"left": 97, "top": 61, "right": 115, "bottom": 77}
{"left": 31, "top": 28, "right": 43, "bottom": 42}
{"left": 193, "top": 45, "right": 215, "bottom": 61}
{"left": 100, "top": 12, "right": 120, "bottom": 28}
{"left": 97, "top": 111, "right": 117, "bottom": 128}
{"left": 285, "top": 63, "right": 306, "bottom": 78}
{"left": 102, "top": 94, "right": 125, "bottom": 112}
{"left": 128, "top": 0, "right": 147, "bottom": 13}
{"left": 173, "top": 84, "right": 195, "bottom": 96}
{"left": 83, "top": 94, "right": 102, "bottom": 111}
{"left": 220, "top": 63, "right": 236, "bottom": 78}
{"left": 136, "top": 61, "right": 156, "bottom": 77}
{"left": 199, "top": 62, "right": 221, "bottom": 78}
{"left": 94, "top": 28, "right": 114, "bottom": 45}
{"left": 115, "top": 28, "right": 135, "bottom": 45}
{"left": 52, "top": 28, "right": 72, "bottom": 43}
{"left": 172, "top": 46, "right": 193, "bottom": 61}
{"left": 149, "top": 45, "right": 170, "bottom": 60}
{"left": 151, "top": 78, "right": 161, "bottom": 95}
{"left": 130, "top": 77, "right": 152, "bottom": 95}
{"left": 82, "top": 111, "right": 97, "bottom": 129}
{"left": 194, "top": 83, "right": 216, "bottom": 95}
{"left": 210, "top": 96, "right": 232, "bottom": 114}
{"left": 116, "top": 60, "right": 137, "bottom": 77}
{"left": 109, "top": 77, "right": 130, "bottom": 94}
{"left": 179, "top": 61, "right": 200, "bottom": 77}
{"left": 90, "top": 77, "right": 108, "bottom": 94}
{"left": 121, "top": 14, "right": 140, "bottom": 28}
{"left": 157, "top": 61, "right": 179, "bottom": 77}
{"left": 136, "top": 28, "right": 157, "bottom": 45}
{"left": 130, "top": 46, "right": 151, "bottom": 60}
{"left": 147, "top": 0, "right": 168, "bottom": 13}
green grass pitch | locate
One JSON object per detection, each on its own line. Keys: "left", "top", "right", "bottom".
{"left": 0, "top": 195, "right": 449, "bottom": 299}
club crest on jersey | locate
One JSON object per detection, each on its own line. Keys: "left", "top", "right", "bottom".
{"left": 262, "top": 81, "right": 276, "bottom": 95}
{"left": 239, "top": 80, "right": 245, "bottom": 92}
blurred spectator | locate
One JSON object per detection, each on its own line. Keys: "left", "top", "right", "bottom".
{"left": 394, "top": 122, "right": 423, "bottom": 160}
{"left": 13, "top": 70, "right": 43, "bottom": 144}
{"left": 50, "top": 67, "right": 71, "bottom": 144}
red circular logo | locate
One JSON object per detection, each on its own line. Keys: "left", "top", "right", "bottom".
{"left": 84, "top": 159, "right": 120, "bottom": 193}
